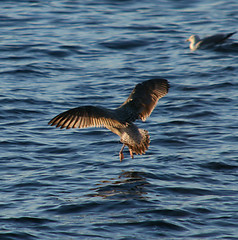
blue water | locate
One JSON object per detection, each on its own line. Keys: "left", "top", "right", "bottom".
{"left": 1, "top": 0, "right": 238, "bottom": 239}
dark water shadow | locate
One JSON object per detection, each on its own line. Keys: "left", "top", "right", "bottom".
{"left": 214, "top": 42, "right": 238, "bottom": 54}
{"left": 88, "top": 170, "right": 150, "bottom": 200}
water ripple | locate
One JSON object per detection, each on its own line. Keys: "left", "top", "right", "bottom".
{"left": 1, "top": 0, "right": 238, "bottom": 239}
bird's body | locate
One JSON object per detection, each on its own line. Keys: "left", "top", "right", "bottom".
{"left": 186, "top": 32, "right": 236, "bottom": 51}
{"left": 48, "top": 78, "right": 169, "bottom": 161}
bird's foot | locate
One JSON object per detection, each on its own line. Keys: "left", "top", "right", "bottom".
{"left": 129, "top": 149, "right": 134, "bottom": 159}
{"left": 119, "top": 152, "right": 124, "bottom": 162}
{"left": 119, "top": 144, "right": 125, "bottom": 162}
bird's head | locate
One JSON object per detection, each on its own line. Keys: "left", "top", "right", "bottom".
{"left": 186, "top": 35, "right": 200, "bottom": 44}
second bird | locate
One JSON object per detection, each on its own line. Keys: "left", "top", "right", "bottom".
{"left": 186, "top": 32, "right": 236, "bottom": 51}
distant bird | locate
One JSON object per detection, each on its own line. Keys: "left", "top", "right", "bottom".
{"left": 48, "top": 79, "right": 169, "bottom": 161}
{"left": 186, "top": 32, "right": 236, "bottom": 51}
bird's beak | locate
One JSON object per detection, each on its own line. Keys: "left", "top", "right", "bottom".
{"left": 185, "top": 38, "right": 190, "bottom": 42}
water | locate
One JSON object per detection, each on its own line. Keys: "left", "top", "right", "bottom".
{"left": 1, "top": 0, "right": 238, "bottom": 239}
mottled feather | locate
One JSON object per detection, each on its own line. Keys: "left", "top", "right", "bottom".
{"left": 116, "top": 78, "right": 169, "bottom": 122}
{"left": 48, "top": 79, "right": 169, "bottom": 160}
{"left": 48, "top": 106, "right": 126, "bottom": 129}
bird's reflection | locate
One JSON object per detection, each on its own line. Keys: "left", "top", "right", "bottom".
{"left": 89, "top": 171, "right": 150, "bottom": 200}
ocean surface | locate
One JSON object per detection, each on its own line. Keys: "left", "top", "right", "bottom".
{"left": 1, "top": 0, "right": 238, "bottom": 239}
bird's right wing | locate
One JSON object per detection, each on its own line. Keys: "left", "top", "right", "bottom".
{"left": 116, "top": 78, "right": 169, "bottom": 122}
{"left": 201, "top": 32, "right": 236, "bottom": 46}
{"left": 48, "top": 106, "right": 126, "bottom": 129}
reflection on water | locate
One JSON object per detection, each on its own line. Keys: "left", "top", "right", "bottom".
{"left": 89, "top": 171, "right": 150, "bottom": 199}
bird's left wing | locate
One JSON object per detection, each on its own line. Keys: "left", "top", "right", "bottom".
{"left": 48, "top": 106, "right": 126, "bottom": 129}
{"left": 116, "top": 78, "right": 169, "bottom": 122}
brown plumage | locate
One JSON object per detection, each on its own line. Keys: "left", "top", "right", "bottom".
{"left": 48, "top": 78, "right": 169, "bottom": 161}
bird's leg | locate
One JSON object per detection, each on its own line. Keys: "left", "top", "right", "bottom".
{"left": 129, "top": 148, "right": 134, "bottom": 159}
{"left": 119, "top": 144, "right": 125, "bottom": 162}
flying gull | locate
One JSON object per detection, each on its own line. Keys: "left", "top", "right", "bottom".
{"left": 186, "top": 32, "right": 236, "bottom": 51}
{"left": 48, "top": 79, "right": 169, "bottom": 161}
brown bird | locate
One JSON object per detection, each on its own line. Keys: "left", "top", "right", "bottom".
{"left": 48, "top": 78, "right": 169, "bottom": 161}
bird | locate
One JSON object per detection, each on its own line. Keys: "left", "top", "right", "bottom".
{"left": 186, "top": 32, "right": 236, "bottom": 51}
{"left": 48, "top": 78, "right": 169, "bottom": 161}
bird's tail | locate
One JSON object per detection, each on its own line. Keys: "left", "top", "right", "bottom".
{"left": 127, "top": 129, "right": 150, "bottom": 155}
{"left": 226, "top": 32, "right": 236, "bottom": 39}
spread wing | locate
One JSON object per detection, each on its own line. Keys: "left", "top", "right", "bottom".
{"left": 48, "top": 106, "right": 126, "bottom": 129}
{"left": 116, "top": 78, "right": 169, "bottom": 122}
